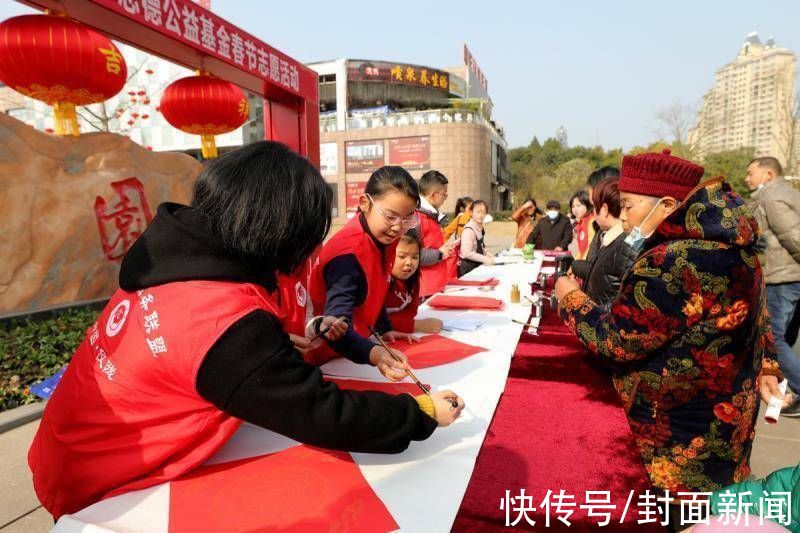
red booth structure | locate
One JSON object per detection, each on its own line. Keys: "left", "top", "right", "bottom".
{"left": 16, "top": 0, "right": 320, "bottom": 166}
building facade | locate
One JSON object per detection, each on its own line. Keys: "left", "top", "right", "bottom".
{"left": 310, "top": 54, "right": 509, "bottom": 221}
{"left": 689, "top": 33, "right": 798, "bottom": 171}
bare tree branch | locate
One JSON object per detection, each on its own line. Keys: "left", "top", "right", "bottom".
{"left": 654, "top": 99, "right": 697, "bottom": 146}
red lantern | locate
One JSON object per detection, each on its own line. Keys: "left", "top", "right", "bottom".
{"left": 159, "top": 74, "right": 249, "bottom": 159}
{"left": 0, "top": 14, "right": 127, "bottom": 136}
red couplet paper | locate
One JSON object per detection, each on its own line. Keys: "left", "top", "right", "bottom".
{"left": 541, "top": 250, "right": 572, "bottom": 258}
{"left": 169, "top": 445, "right": 398, "bottom": 532}
{"left": 325, "top": 377, "right": 426, "bottom": 396}
{"left": 446, "top": 277, "right": 500, "bottom": 287}
{"left": 426, "top": 294, "right": 504, "bottom": 310}
{"left": 389, "top": 334, "right": 486, "bottom": 368}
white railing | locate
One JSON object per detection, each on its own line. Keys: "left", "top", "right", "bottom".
{"left": 320, "top": 108, "right": 503, "bottom": 138}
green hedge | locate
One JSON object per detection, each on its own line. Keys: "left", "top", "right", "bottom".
{"left": 490, "top": 210, "right": 514, "bottom": 222}
{"left": 0, "top": 307, "right": 98, "bottom": 412}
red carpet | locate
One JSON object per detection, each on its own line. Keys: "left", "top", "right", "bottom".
{"left": 453, "top": 313, "right": 666, "bottom": 531}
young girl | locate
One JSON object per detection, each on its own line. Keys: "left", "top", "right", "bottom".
{"left": 309, "top": 166, "right": 423, "bottom": 379}
{"left": 443, "top": 196, "right": 473, "bottom": 241}
{"left": 386, "top": 233, "right": 444, "bottom": 334}
{"left": 458, "top": 200, "right": 495, "bottom": 277}
{"left": 28, "top": 143, "right": 464, "bottom": 520}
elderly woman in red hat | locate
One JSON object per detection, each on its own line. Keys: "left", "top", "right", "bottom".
{"left": 554, "top": 149, "right": 789, "bottom": 498}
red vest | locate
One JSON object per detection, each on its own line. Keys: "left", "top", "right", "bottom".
{"left": 385, "top": 277, "right": 419, "bottom": 334}
{"left": 309, "top": 216, "right": 396, "bottom": 365}
{"left": 28, "top": 281, "right": 280, "bottom": 519}
{"left": 418, "top": 210, "right": 450, "bottom": 297}
{"left": 274, "top": 256, "right": 314, "bottom": 337}
{"left": 575, "top": 215, "right": 595, "bottom": 259}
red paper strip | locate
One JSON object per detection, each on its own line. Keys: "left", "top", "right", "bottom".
{"left": 446, "top": 277, "right": 500, "bottom": 287}
{"left": 169, "top": 445, "right": 398, "bottom": 533}
{"left": 427, "top": 295, "right": 504, "bottom": 310}
{"left": 540, "top": 250, "right": 572, "bottom": 258}
{"left": 388, "top": 334, "right": 486, "bottom": 368}
{"left": 325, "top": 377, "right": 426, "bottom": 396}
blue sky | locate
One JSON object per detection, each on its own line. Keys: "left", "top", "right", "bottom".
{"left": 2, "top": 0, "right": 798, "bottom": 150}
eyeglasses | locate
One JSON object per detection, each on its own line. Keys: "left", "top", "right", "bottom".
{"left": 366, "top": 194, "right": 420, "bottom": 229}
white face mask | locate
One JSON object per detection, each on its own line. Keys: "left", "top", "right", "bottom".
{"left": 624, "top": 199, "right": 663, "bottom": 252}
{"left": 546, "top": 210, "right": 559, "bottom": 220}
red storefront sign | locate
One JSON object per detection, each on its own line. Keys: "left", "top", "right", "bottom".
{"left": 387, "top": 136, "right": 430, "bottom": 170}
{"left": 345, "top": 180, "right": 366, "bottom": 219}
{"left": 345, "top": 140, "right": 384, "bottom": 174}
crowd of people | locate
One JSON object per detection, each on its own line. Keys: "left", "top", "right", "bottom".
{"left": 25, "top": 141, "right": 800, "bottom": 530}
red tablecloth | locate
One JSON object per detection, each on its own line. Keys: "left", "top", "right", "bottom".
{"left": 453, "top": 312, "right": 665, "bottom": 531}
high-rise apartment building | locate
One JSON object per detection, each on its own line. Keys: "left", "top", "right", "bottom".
{"left": 689, "top": 33, "right": 797, "bottom": 171}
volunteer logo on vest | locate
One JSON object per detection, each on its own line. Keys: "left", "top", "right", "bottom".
{"left": 387, "top": 289, "right": 412, "bottom": 313}
{"left": 105, "top": 299, "right": 130, "bottom": 337}
{"left": 295, "top": 281, "right": 308, "bottom": 307}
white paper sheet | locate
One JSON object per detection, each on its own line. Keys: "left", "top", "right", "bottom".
{"left": 54, "top": 258, "right": 543, "bottom": 533}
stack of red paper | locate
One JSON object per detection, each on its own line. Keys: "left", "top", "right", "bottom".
{"left": 445, "top": 277, "right": 500, "bottom": 287}
{"left": 426, "top": 295, "right": 504, "bottom": 310}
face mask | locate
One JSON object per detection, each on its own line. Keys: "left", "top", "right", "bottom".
{"left": 624, "top": 199, "right": 663, "bottom": 252}
{"left": 546, "top": 210, "right": 559, "bottom": 220}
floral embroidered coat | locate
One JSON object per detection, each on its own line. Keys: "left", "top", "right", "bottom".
{"left": 559, "top": 178, "right": 782, "bottom": 493}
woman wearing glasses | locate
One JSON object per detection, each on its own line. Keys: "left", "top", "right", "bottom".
{"left": 308, "top": 166, "right": 429, "bottom": 381}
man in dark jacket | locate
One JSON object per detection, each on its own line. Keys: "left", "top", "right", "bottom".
{"left": 526, "top": 200, "right": 572, "bottom": 251}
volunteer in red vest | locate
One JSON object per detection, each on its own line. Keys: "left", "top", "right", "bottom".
{"left": 413, "top": 170, "right": 457, "bottom": 297}
{"left": 386, "top": 233, "right": 444, "bottom": 334}
{"left": 274, "top": 255, "right": 323, "bottom": 360}
{"left": 28, "top": 142, "right": 465, "bottom": 520}
{"left": 308, "top": 166, "right": 424, "bottom": 374}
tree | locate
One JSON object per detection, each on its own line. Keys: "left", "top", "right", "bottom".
{"left": 525, "top": 158, "right": 594, "bottom": 207}
{"left": 702, "top": 147, "right": 756, "bottom": 197}
{"left": 628, "top": 140, "right": 673, "bottom": 156}
{"left": 654, "top": 98, "right": 698, "bottom": 159}
{"left": 508, "top": 136, "right": 623, "bottom": 205}
{"left": 77, "top": 55, "right": 156, "bottom": 134}
{"left": 772, "top": 63, "right": 800, "bottom": 175}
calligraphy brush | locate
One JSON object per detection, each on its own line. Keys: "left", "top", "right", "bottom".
{"left": 367, "top": 326, "right": 459, "bottom": 409}
{"left": 309, "top": 316, "right": 348, "bottom": 343}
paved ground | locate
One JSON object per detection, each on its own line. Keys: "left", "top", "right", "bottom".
{"left": 2, "top": 224, "right": 799, "bottom": 531}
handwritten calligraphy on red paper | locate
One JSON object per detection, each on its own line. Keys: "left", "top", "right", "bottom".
{"left": 94, "top": 177, "right": 153, "bottom": 262}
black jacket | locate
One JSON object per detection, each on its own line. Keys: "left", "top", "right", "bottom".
{"left": 119, "top": 203, "right": 437, "bottom": 454}
{"left": 526, "top": 214, "right": 572, "bottom": 250}
{"left": 582, "top": 231, "right": 639, "bottom": 307}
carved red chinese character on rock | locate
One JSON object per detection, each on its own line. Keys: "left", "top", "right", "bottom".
{"left": 94, "top": 177, "right": 153, "bottom": 262}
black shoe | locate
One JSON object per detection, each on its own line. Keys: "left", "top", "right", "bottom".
{"left": 783, "top": 399, "right": 800, "bottom": 418}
